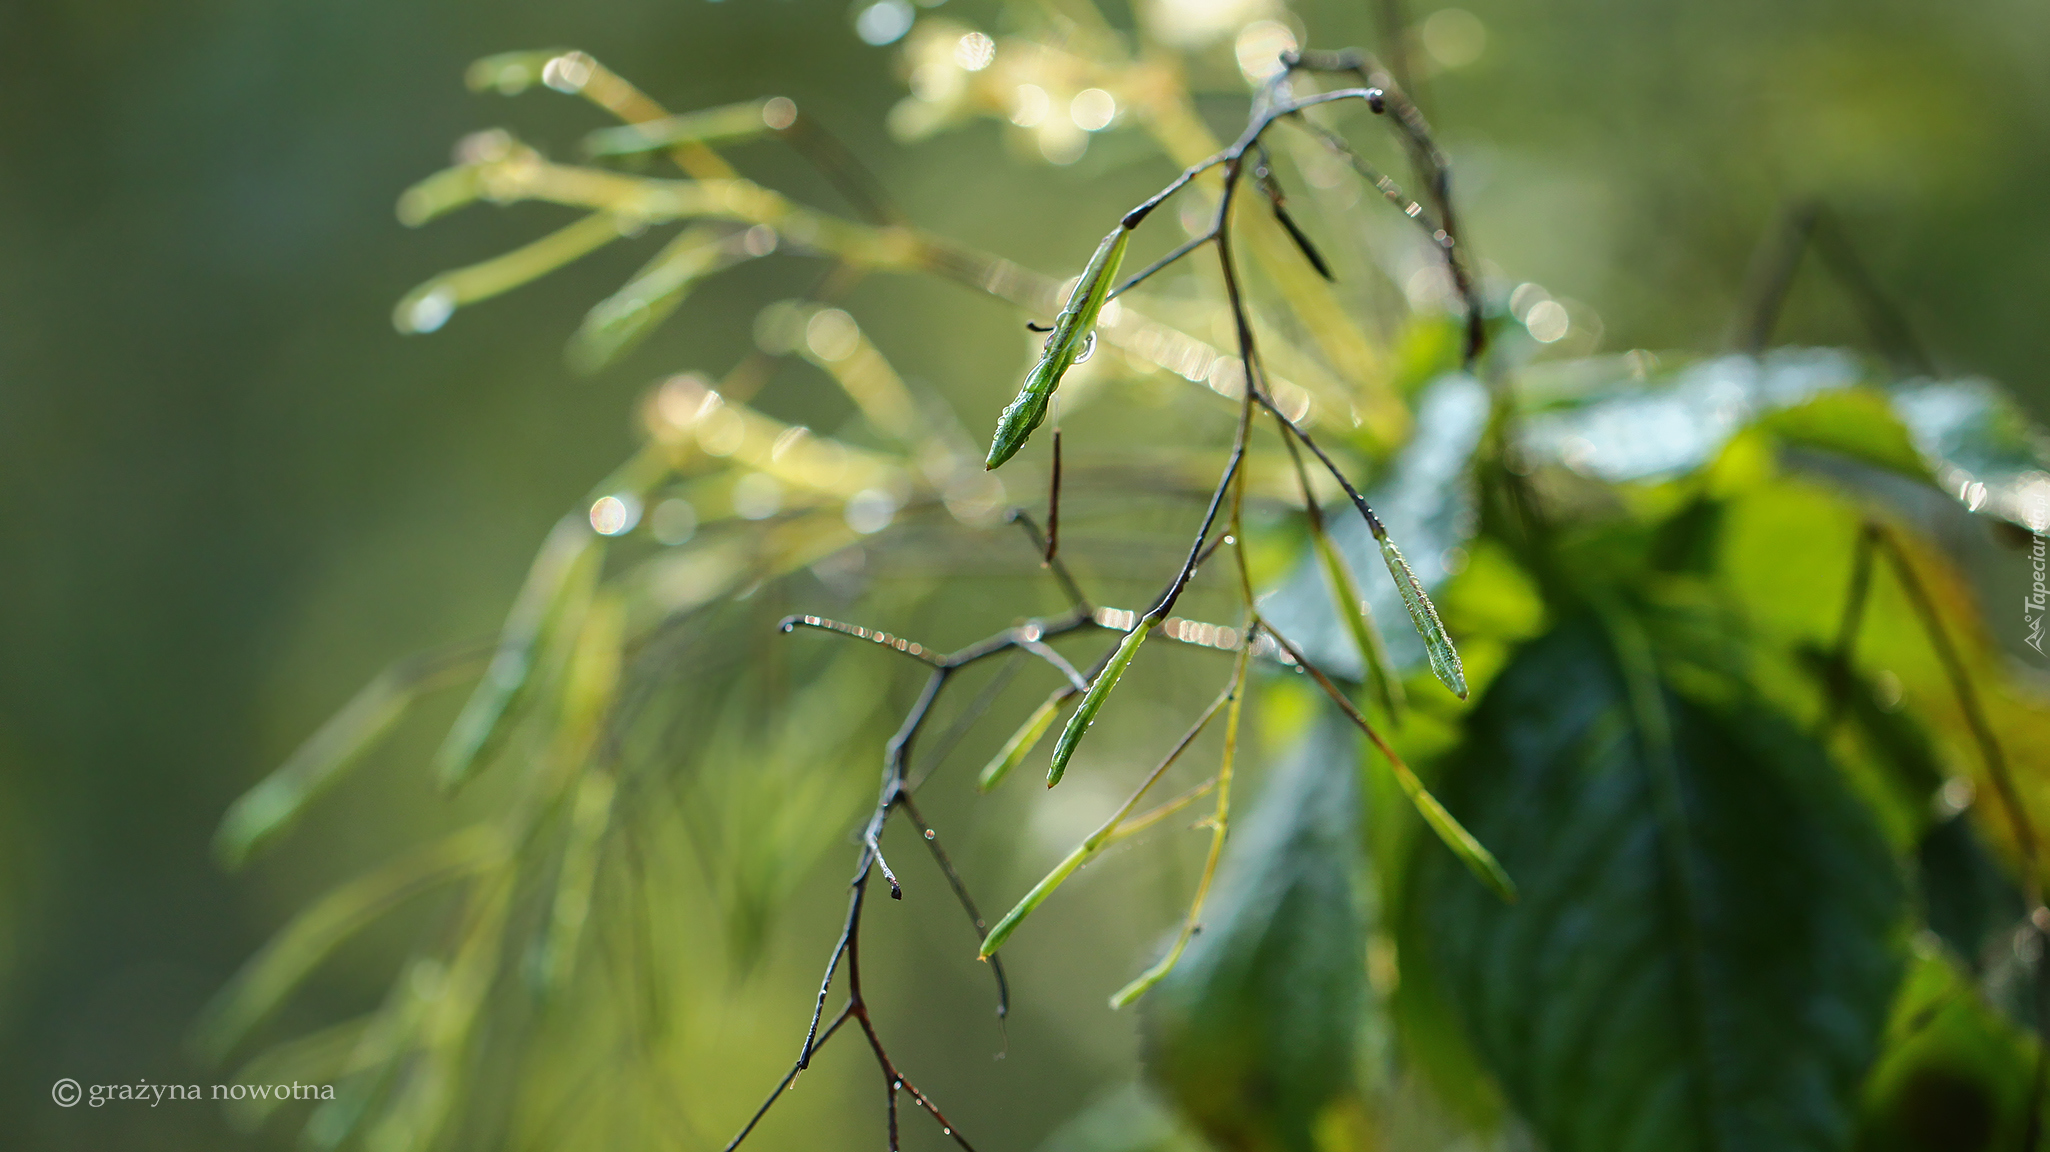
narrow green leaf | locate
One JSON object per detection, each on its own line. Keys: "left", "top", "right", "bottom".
{"left": 463, "top": 50, "right": 569, "bottom": 96}
{"left": 394, "top": 212, "right": 636, "bottom": 334}
{"left": 435, "top": 516, "right": 602, "bottom": 791}
{"left": 1047, "top": 621, "right": 1152, "bottom": 788}
{"left": 1378, "top": 535, "right": 1468, "bottom": 699}
{"left": 395, "top": 163, "right": 488, "bottom": 228}
{"left": 986, "top": 224, "right": 1131, "bottom": 470}
{"left": 985, "top": 686, "right": 1232, "bottom": 958}
{"left": 979, "top": 690, "right": 1065, "bottom": 791}
{"left": 1391, "top": 759, "right": 1515, "bottom": 902}
{"left": 1415, "top": 615, "right": 1906, "bottom": 1152}
{"left": 582, "top": 100, "right": 777, "bottom": 157}
{"left": 568, "top": 225, "right": 743, "bottom": 372}
{"left": 224, "top": 1017, "right": 374, "bottom": 1131}
{"left": 981, "top": 840, "right": 1091, "bottom": 957}
{"left": 538, "top": 769, "right": 617, "bottom": 990}
{"left": 1310, "top": 528, "right": 1405, "bottom": 721}
{"left": 214, "top": 641, "right": 491, "bottom": 869}
{"left": 197, "top": 828, "right": 504, "bottom": 1062}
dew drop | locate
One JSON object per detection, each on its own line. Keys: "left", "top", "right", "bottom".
{"left": 1073, "top": 329, "right": 1097, "bottom": 364}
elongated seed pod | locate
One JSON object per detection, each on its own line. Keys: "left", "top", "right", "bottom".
{"left": 1046, "top": 620, "right": 1152, "bottom": 787}
{"left": 985, "top": 225, "right": 1132, "bottom": 470}
{"left": 978, "top": 692, "right": 1065, "bottom": 791}
{"left": 1379, "top": 536, "right": 1468, "bottom": 699}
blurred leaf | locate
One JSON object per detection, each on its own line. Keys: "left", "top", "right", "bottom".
{"left": 436, "top": 516, "right": 602, "bottom": 791}
{"left": 1036, "top": 1084, "right": 1214, "bottom": 1152}
{"left": 1855, "top": 944, "right": 2043, "bottom": 1151}
{"left": 1794, "top": 644, "right": 1945, "bottom": 851}
{"left": 568, "top": 225, "right": 745, "bottom": 372}
{"left": 225, "top": 1016, "right": 373, "bottom": 1132}
{"left": 1415, "top": 613, "right": 1905, "bottom": 1152}
{"left": 1310, "top": 523, "right": 1404, "bottom": 720}
{"left": 1142, "top": 711, "right": 1364, "bottom": 1152}
{"left": 198, "top": 827, "right": 504, "bottom": 1062}
{"left": 1917, "top": 814, "right": 2024, "bottom": 974}
{"left": 1891, "top": 377, "right": 2050, "bottom": 529}
{"left": 1758, "top": 389, "right": 1932, "bottom": 483}
{"left": 215, "top": 639, "right": 491, "bottom": 869}
{"left": 581, "top": 100, "right": 777, "bottom": 157}
{"left": 394, "top": 212, "right": 640, "bottom": 335}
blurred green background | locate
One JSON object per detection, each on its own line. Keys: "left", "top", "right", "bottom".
{"left": 2, "top": 0, "right": 2045, "bottom": 1146}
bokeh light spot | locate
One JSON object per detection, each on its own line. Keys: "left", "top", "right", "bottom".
{"left": 733, "top": 473, "right": 783, "bottom": 520}
{"left": 1070, "top": 88, "right": 1116, "bottom": 131}
{"left": 855, "top": 0, "right": 915, "bottom": 46}
{"left": 589, "top": 493, "right": 642, "bottom": 536}
{"left": 1234, "top": 22, "right": 1297, "bottom": 83}
{"left": 1525, "top": 299, "right": 1570, "bottom": 343}
{"left": 955, "top": 32, "right": 996, "bottom": 72}
{"left": 1421, "top": 8, "right": 1486, "bottom": 69}
{"left": 846, "top": 488, "right": 897, "bottom": 534}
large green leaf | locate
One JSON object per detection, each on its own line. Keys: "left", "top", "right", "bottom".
{"left": 1415, "top": 614, "right": 1906, "bottom": 1152}
{"left": 1141, "top": 711, "right": 1366, "bottom": 1152}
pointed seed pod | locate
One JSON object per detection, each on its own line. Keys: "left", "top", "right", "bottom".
{"left": 985, "top": 224, "right": 1132, "bottom": 470}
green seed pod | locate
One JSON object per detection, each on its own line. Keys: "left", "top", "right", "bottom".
{"left": 1379, "top": 536, "right": 1468, "bottom": 699}
{"left": 985, "top": 224, "right": 1132, "bottom": 470}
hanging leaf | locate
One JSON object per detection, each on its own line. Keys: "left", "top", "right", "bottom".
{"left": 1142, "top": 711, "right": 1365, "bottom": 1152}
{"left": 1414, "top": 613, "right": 1905, "bottom": 1152}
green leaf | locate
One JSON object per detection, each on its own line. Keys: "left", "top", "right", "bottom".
{"left": 1047, "top": 620, "right": 1150, "bottom": 788}
{"left": 581, "top": 100, "right": 779, "bottom": 157}
{"left": 394, "top": 212, "right": 637, "bottom": 334}
{"left": 1141, "top": 712, "right": 1364, "bottom": 1152}
{"left": 1855, "top": 945, "right": 2043, "bottom": 1150}
{"left": 1415, "top": 614, "right": 1906, "bottom": 1152}
{"left": 568, "top": 225, "right": 743, "bottom": 372}
{"left": 197, "top": 828, "right": 504, "bottom": 1062}
{"left": 978, "top": 690, "right": 1065, "bottom": 791}
{"left": 985, "top": 224, "right": 1131, "bottom": 470}
{"left": 463, "top": 50, "right": 570, "bottom": 96}
{"left": 435, "top": 515, "right": 601, "bottom": 790}
{"left": 214, "top": 639, "right": 490, "bottom": 869}
{"left": 1379, "top": 535, "right": 1468, "bottom": 699}
{"left": 1757, "top": 390, "right": 1933, "bottom": 483}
